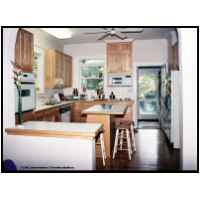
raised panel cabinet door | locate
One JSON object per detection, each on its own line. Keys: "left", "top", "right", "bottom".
{"left": 15, "top": 30, "right": 23, "bottom": 67}
{"left": 55, "top": 51, "right": 63, "bottom": 79}
{"left": 66, "top": 57, "right": 72, "bottom": 87}
{"left": 44, "top": 49, "right": 56, "bottom": 89}
{"left": 107, "top": 52, "right": 122, "bottom": 73}
{"left": 171, "top": 42, "right": 179, "bottom": 70}
{"left": 15, "top": 29, "right": 33, "bottom": 72}
{"left": 107, "top": 42, "right": 132, "bottom": 74}
{"left": 63, "top": 55, "right": 72, "bottom": 88}
{"left": 22, "top": 30, "right": 33, "bottom": 72}
{"left": 121, "top": 52, "right": 132, "bottom": 73}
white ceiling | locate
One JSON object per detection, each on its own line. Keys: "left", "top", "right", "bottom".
{"left": 40, "top": 27, "right": 177, "bottom": 44}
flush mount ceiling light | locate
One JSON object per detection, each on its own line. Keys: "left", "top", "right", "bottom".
{"left": 41, "top": 28, "right": 72, "bottom": 39}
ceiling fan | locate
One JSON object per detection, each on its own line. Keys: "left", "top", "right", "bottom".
{"left": 84, "top": 28, "right": 144, "bottom": 40}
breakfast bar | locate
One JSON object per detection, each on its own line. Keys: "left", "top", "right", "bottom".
{"left": 82, "top": 103, "right": 128, "bottom": 158}
{"left": 5, "top": 121, "right": 102, "bottom": 171}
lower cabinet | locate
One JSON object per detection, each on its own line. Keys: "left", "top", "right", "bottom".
{"left": 35, "top": 108, "right": 61, "bottom": 122}
{"left": 15, "top": 108, "right": 61, "bottom": 125}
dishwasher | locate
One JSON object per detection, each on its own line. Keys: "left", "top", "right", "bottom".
{"left": 59, "top": 105, "right": 71, "bottom": 122}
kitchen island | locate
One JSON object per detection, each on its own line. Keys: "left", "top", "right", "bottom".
{"left": 5, "top": 121, "right": 102, "bottom": 171}
{"left": 82, "top": 103, "right": 128, "bottom": 158}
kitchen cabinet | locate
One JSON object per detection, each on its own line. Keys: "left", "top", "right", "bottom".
{"left": 107, "top": 42, "right": 132, "bottom": 74}
{"left": 63, "top": 54, "right": 72, "bottom": 88}
{"left": 34, "top": 108, "right": 60, "bottom": 122}
{"left": 172, "top": 42, "right": 179, "bottom": 70}
{"left": 43, "top": 108, "right": 61, "bottom": 122}
{"left": 44, "top": 49, "right": 56, "bottom": 89}
{"left": 15, "top": 28, "right": 34, "bottom": 72}
{"left": 15, "top": 108, "right": 61, "bottom": 124}
{"left": 15, "top": 111, "right": 35, "bottom": 124}
{"left": 45, "top": 49, "right": 72, "bottom": 89}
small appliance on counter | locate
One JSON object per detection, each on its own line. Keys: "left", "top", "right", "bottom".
{"left": 53, "top": 93, "right": 61, "bottom": 103}
{"left": 15, "top": 73, "right": 36, "bottom": 113}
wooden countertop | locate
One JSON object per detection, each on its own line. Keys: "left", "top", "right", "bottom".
{"left": 82, "top": 103, "right": 128, "bottom": 116}
{"left": 5, "top": 121, "right": 103, "bottom": 140}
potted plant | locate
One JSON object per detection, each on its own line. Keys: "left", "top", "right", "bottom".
{"left": 12, "top": 61, "right": 23, "bottom": 124}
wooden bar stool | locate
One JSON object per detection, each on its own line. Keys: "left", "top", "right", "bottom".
{"left": 96, "top": 131, "right": 106, "bottom": 167}
{"left": 113, "top": 121, "right": 136, "bottom": 160}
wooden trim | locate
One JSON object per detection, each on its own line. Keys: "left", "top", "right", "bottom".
{"left": 5, "top": 125, "right": 103, "bottom": 140}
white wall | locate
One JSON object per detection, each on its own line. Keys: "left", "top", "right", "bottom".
{"left": 134, "top": 39, "right": 168, "bottom": 64}
{"left": 3, "top": 28, "right": 18, "bottom": 158}
{"left": 179, "top": 28, "right": 197, "bottom": 170}
{"left": 25, "top": 28, "right": 63, "bottom": 51}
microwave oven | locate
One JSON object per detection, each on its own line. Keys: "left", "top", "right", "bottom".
{"left": 108, "top": 75, "right": 132, "bottom": 87}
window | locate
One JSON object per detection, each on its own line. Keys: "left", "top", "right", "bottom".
{"left": 80, "top": 59, "right": 104, "bottom": 91}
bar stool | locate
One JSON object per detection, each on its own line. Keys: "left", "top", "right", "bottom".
{"left": 96, "top": 131, "right": 106, "bottom": 167}
{"left": 112, "top": 121, "right": 136, "bottom": 160}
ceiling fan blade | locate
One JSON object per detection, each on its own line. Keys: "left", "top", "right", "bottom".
{"left": 97, "top": 33, "right": 111, "bottom": 40}
{"left": 113, "top": 34, "right": 127, "bottom": 40}
{"left": 121, "top": 30, "right": 144, "bottom": 34}
{"left": 84, "top": 31, "right": 108, "bottom": 35}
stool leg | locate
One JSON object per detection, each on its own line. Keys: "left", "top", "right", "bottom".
{"left": 120, "top": 130, "right": 124, "bottom": 151}
{"left": 113, "top": 129, "right": 119, "bottom": 159}
{"left": 126, "top": 129, "right": 132, "bottom": 160}
{"left": 131, "top": 124, "right": 137, "bottom": 152}
{"left": 100, "top": 133, "right": 106, "bottom": 167}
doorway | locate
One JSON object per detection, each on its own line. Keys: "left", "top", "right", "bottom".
{"left": 137, "top": 66, "right": 161, "bottom": 129}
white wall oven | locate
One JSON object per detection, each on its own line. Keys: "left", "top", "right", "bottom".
{"left": 15, "top": 73, "right": 36, "bottom": 113}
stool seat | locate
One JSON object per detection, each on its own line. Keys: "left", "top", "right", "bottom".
{"left": 115, "top": 120, "right": 134, "bottom": 129}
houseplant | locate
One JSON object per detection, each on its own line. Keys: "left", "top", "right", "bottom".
{"left": 12, "top": 61, "right": 23, "bottom": 124}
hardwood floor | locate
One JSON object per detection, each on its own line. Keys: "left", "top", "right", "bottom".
{"left": 96, "top": 129, "right": 180, "bottom": 171}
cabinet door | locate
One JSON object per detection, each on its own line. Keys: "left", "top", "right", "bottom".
{"left": 55, "top": 51, "right": 63, "bottom": 79}
{"left": 63, "top": 55, "right": 72, "bottom": 88}
{"left": 107, "top": 42, "right": 132, "bottom": 74}
{"left": 15, "top": 29, "right": 33, "bottom": 72}
{"left": 172, "top": 43, "right": 179, "bottom": 70}
{"left": 44, "top": 49, "right": 56, "bottom": 89}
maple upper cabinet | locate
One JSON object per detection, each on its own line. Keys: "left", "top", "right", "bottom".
{"left": 63, "top": 54, "right": 72, "bottom": 88}
{"left": 15, "top": 28, "right": 34, "bottom": 72}
{"left": 107, "top": 42, "right": 132, "bottom": 74}
{"left": 44, "top": 49, "right": 56, "bottom": 89}
{"left": 44, "top": 49, "right": 72, "bottom": 89}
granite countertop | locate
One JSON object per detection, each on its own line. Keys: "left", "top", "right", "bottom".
{"left": 5, "top": 121, "right": 103, "bottom": 140}
{"left": 82, "top": 103, "right": 128, "bottom": 116}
